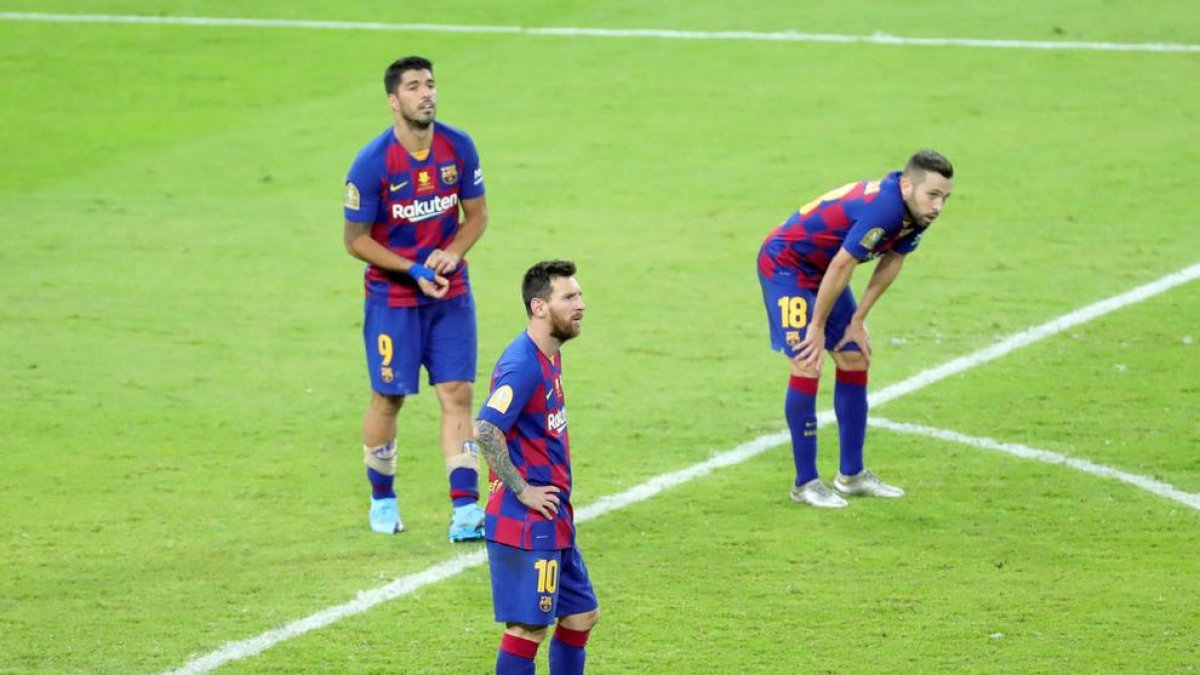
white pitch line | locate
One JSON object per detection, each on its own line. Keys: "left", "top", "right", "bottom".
{"left": 163, "top": 261, "right": 1200, "bottom": 674}
{"left": 870, "top": 417, "right": 1200, "bottom": 511}
{"left": 2, "top": 12, "right": 1198, "bottom": 53}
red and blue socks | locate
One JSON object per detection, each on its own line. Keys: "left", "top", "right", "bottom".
{"left": 496, "top": 633, "right": 538, "bottom": 675}
{"left": 549, "top": 625, "right": 589, "bottom": 675}
{"left": 786, "top": 375, "right": 820, "bottom": 485}
{"left": 834, "top": 369, "right": 868, "bottom": 477}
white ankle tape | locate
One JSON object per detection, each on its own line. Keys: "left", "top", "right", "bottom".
{"left": 364, "top": 440, "right": 397, "bottom": 475}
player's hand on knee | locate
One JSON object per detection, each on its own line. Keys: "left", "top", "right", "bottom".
{"left": 517, "top": 485, "right": 561, "bottom": 519}
{"left": 794, "top": 333, "right": 825, "bottom": 370}
{"left": 834, "top": 322, "right": 872, "bottom": 363}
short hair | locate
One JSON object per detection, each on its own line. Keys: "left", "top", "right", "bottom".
{"left": 904, "top": 149, "right": 954, "bottom": 180}
{"left": 384, "top": 56, "right": 433, "bottom": 94}
{"left": 522, "top": 260, "right": 577, "bottom": 317}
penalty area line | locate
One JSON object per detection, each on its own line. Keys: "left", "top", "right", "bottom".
{"left": 870, "top": 417, "right": 1200, "bottom": 511}
{"left": 162, "top": 262, "right": 1199, "bottom": 674}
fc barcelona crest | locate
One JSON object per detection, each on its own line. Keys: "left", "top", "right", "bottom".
{"left": 539, "top": 595, "right": 553, "bottom": 613}
{"left": 440, "top": 163, "right": 458, "bottom": 186}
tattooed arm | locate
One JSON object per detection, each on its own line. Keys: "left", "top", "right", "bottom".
{"left": 474, "top": 419, "right": 560, "bottom": 519}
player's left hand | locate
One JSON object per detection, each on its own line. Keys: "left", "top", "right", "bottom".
{"left": 424, "top": 249, "right": 461, "bottom": 275}
{"left": 834, "top": 319, "right": 872, "bottom": 363}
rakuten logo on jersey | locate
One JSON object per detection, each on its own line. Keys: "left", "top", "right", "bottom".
{"left": 391, "top": 194, "right": 459, "bottom": 223}
{"left": 547, "top": 407, "right": 568, "bottom": 435}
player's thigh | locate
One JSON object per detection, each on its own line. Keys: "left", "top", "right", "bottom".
{"left": 363, "top": 302, "right": 422, "bottom": 395}
{"left": 486, "top": 542, "right": 562, "bottom": 627}
{"left": 422, "top": 293, "right": 477, "bottom": 385}
{"left": 555, "top": 546, "right": 599, "bottom": 621}
{"left": 759, "top": 274, "right": 818, "bottom": 359}
{"left": 825, "top": 287, "right": 860, "bottom": 352}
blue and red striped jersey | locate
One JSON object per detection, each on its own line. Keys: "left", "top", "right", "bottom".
{"left": 758, "top": 171, "right": 925, "bottom": 289}
{"left": 477, "top": 332, "right": 575, "bottom": 551}
{"left": 343, "top": 121, "right": 485, "bottom": 307}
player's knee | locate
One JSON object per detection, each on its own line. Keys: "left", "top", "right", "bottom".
{"left": 369, "top": 392, "right": 405, "bottom": 416}
{"left": 505, "top": 623, "right": 549, "bottom": 644}
{"left": 363, "top": 440, "right": 397, "bottom": 476}
{"left": 435, "top": 381, "right": 473, "bottom": 412}
{"left": 560, "top": 608, "right": 599, "bottom": 632}
{"left": 833, "top": 351, "right": 868, "bottom": 371}
{"left": 789, "top": 360, "right": 822, "bottom": 379}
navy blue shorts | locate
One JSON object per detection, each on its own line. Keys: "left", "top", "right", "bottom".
{"left": 758, "top": 271, "right": 861, "bottom": 357}
{"left": 487, "top": 541, "right": 598, "bottom": 626}
{"left": 363, "top": 293, "right": 477, "bottom": 395}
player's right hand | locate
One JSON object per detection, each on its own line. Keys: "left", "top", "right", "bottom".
{"left": 517, "top": 485, "right": 561, "bottom": 519}
{"left": 794, "top": 331, "right": 825, "bottom": 370}
{"left": 416, "top": 275, "right": 450, "bottom": 299}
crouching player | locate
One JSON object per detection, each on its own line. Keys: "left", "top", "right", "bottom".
{"left": 474, "top": 260, "right": 598, "bottom": 675}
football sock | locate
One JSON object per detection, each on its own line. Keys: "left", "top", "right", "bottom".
{"left": 786, "top": 375, "right": 820, "bottom": 485}
{"left": 364, "top": 440, "right": 397, "bottom": 500}
{"left": 497, "top": 633, "right": 538, "bottom": 675}
{"left": 834, "top": 369, "right": 868, "bottom": 477}
{"left": 449, "top": 467, "right": 479, "bottom": 507}
{"left": 549, "top": 625, "right": 589, "bottom": 675}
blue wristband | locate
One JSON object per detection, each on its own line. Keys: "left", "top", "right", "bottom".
{"left": 407, "top": 264, "right": 436, "bottom": 282}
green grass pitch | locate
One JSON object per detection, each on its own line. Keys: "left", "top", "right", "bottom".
{"left": 1, "top": 1, "right": 1197, "bottom": 673}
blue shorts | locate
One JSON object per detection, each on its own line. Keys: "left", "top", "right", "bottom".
{"left": 363, "top": 293, "right": 477, "bottom": 395}
{"left": 487, "top": 541, "right": 598, "bottom": 626}
{"left": 758, "top": 271, "right": 861, "bottom": 358}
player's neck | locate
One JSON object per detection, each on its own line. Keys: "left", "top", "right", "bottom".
{"left": 392, "top": 122, "right": 433, "bottom": 155}
{"left": 526, "top": 326, "right": 562, "bottom": 360}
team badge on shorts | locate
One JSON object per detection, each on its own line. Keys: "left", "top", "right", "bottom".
{"left": 539, "top": 595, "right": 553, "bottom": 613}
{"left": 381, "top": 367, "right": 395, "bottom": 383}
{"left": 439, "top": 163, "right": 458, "bottom": 186}
{"left": 786, "top": 331, "right": 801, "bottom": 349}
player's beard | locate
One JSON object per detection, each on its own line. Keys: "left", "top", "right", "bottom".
{"left": 549, "top": 311, "right": 582, "bottom": 343}
{"left": 402, "top": 103, "right": 435, "bottom": 131}
{"left": 402, "top": 112, "right": 434, "bottom": 131}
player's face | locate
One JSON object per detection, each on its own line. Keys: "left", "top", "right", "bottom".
{"left": 901, "top": 172, "right": 954, "bottom": 226}
{"left": 388, "top": 69, "right": 437, "bottom": 129}
{"left": 546, "top": 276, "right": 586, "bottom": 342}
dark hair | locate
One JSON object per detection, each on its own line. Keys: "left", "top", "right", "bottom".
{"left": 384, "top": 56, "right": 433, "bottom": 94}
{"left": 904, "top": 149, "right": 954, "bottom": 180}
{"left": 522, "top": 260, "right": 577, "bottom": 316}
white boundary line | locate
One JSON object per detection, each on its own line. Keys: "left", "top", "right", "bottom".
{"left": 162, "top": 262, "right": 1199, "bottom": 674}
{"left": 2, "top": 12, "right": 1198, "bottom": 53}
{"left": 870, "top": 417, "right": 1200, "bottom": 510}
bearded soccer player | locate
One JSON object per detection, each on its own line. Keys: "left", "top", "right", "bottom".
{"left": 474, "top": 261, "right": 598, "bottom": 675}
{"left": 343, "top": 56, "right": 489, "bottom": 540}
{"left": 757, "top": 150, "right": 955, "bottom": 508}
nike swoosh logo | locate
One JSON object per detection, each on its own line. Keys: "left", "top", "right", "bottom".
{"left": 389, "top": 181, "right": 409, "bottom": 192}
{"left": 546, "top": 390, "right": 554, "bottom": 400}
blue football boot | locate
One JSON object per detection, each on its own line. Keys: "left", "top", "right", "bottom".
{"left": 448, "top": 502, "right": 486, "bottom": 542}
{"left": 369, "top": 497, "right": 404, "bottom": 534}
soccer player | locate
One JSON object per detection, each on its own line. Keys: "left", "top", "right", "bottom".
{"left": 757, "top": 150, "right": 955, "bottom": 508}
{"left": 343, "top": 56, "right": 490, "bottom": 541}
{"left": 474, "top": 261, "right": 599, "bottom": 675}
